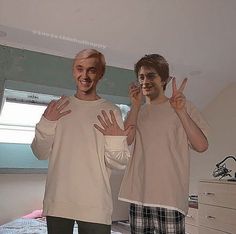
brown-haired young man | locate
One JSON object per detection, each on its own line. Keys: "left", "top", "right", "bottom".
{"left": 119, "top": 54, "right": 209, "bottom": 233}
{"left": 31, "top": 49, "right": 131, "bottom": 234}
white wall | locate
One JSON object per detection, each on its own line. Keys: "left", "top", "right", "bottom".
{"left": 0, "top": 174, "right": 46, "bottom": 225}
{"left": 189, "top": 83, "right": 236, "bottom": 194}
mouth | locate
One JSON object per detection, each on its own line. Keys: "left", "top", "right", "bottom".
{"left": 142, "top": 83, "right": 153, "bottom": 90}
{"left": 79, "top": 78, "right": 92, "bottom": 86}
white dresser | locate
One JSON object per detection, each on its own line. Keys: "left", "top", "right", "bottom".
{"left": 185, "top": 206, "right": 199, "bottom": 234}
{"left": 198, "top": 179, "right": 236, "bottom": 234}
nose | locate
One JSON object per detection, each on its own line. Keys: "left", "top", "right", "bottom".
{"left": 81, "top": 69, "right": 88, "bottom": 78}
{"left": 142, "top": 76, "right": 153, "bottom": 85}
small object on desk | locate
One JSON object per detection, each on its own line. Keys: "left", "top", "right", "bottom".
{"left": 212, "top": 155, "right": 236, "bottom": 181}
{"left": 189, "top": 195, "right": 198, "bottom": 209}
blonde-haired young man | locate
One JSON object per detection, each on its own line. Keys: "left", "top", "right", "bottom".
{"left": 31, "top": 49, "right": 131, "bottom": 234}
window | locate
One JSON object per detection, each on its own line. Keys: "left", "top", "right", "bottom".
{"left": 0, "top": 101, "right": 47, "bottom": 144}
{"left": 0, "top": 89, "right": 130, "bottom": 145}
{"left": 0, "top": 88, "right": 60, "bottom": 144}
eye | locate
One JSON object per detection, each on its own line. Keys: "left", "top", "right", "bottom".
{"left": 76, "top": 66, "right": 83, "bottom": 73}
{"left": 147, "top": 73, "right": 157, "bottom": 80}
{"left": 88, "top": 68, "right": 97, "bottom": 74}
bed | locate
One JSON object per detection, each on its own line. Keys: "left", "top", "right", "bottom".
{"left": 0, "top": 217, "right": 48, "bottom": 234}
{"left": 0, "top": 217, "right": 128, "bottom": 234}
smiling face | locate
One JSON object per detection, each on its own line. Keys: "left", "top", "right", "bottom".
{"left": 73, "top": 56, "right": 103, "bottom": 100}
{"left": 138, "top": 66, "right": 165, "bottom": 101}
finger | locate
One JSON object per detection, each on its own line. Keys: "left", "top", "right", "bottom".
{"left": 94, "top": 124, "right": 105, "bottom": 134}
{"left": 56, "top": 96, "right": 66, "bottom": 104}
{"left": 172, "top": 92, "right": 185, "bottom": 99}
{"left": 48, "top": 100, "right": 57, "bottom": 109}
{"left": 57, "top": 100, "right": 70, "bottom": 112}
{"left": 171, "top": 93, "right": 186, "bottom": 102}
{"left": 124, "top": 125, "right": 135, "bottom": 136}
{"left": 129, "top": 88, "right": 140, "bottom": 98}
{"left": 58, "top": 110, "right": 71, "bottom": 118}
{"left": 101, "top": 110, "right": 112, "bottom": 126}
{"left": 129, "top": 85, "right": 140, "bottom": 94}
{"left": 43, "top": 100, "right": 56, "bottom": 115}
{"left": 178, "top": 78, "right": 188, "bottom": 93}
{"left": 174, "top": 96, "right": 186, "bottom": 103}
{"left": 109, "top": 110, "right": 119, "bottom": 127}
{"left": 56, "top": 96, "right": 69, "bottom": 109}
{"left": 129, "top": 82, "right": 139, "bottom": 90}
{"left": 97, "top": 115, "right": 108, "bottom": 129}
{"left": 172, "top": 77, "right": 177, "bottom": 96}
{"left": 129, "top": 86, "right": 140, "bottom": 92}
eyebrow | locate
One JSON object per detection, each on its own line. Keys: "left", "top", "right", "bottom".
{"left": 138, "top": 72, "right": 157, "bottom": 76}
{"left": 75, "top": 65, "right": 97, "bottom": 70}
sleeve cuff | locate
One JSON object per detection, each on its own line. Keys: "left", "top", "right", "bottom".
{"left": 104, "top": 136, "right": 128, "bottom": 150}
{"left": 36, "top": 116, "right": 57, "bottom": 134}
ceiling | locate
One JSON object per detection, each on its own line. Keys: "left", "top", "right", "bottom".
{"left": 0, "top": 0, "right": 236, "bottom": 109}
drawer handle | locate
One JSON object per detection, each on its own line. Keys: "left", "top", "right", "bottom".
{"left": 186, "top": 215, "right": 193, "bottom": 219}
{"left": 203, "top": 192, "right": 215, "bottom": 196}
{"left": 206, "top": 215, "right": 216, "bottom": 219}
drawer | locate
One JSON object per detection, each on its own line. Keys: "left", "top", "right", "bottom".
{"left": 185, "top": 223, "right": 198, "bottom": 234}
{"left": 199, "top": 226, "right": 227, "bottom": 234}
{"left": 185, "top": 207, "right": 198, "bottom": 226}
{"left": 198, "top": 181, "right": 236, "bottom": 209}
{"left": 198, "top": 204, "right": 236, "bottom": 233}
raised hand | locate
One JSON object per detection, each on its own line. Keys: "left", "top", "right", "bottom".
{"left": 129, "top": 82, "right": 143, "bottom": 108}
{"left": 94, "top": 110, "right": 133, "bottom": 136}
{"left": 43, "top": 96, "right": 71, "bottom": 121}
{"left": 169, "top": 77, "right": 188, "bottom": 112}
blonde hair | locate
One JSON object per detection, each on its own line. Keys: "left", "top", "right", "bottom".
{"left": 74, "top": 49, "right": 106, "bottom": 76}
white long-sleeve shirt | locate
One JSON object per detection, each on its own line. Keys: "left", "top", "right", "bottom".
{"left": 31, "top": 96, "right": 130, "bottom": 225}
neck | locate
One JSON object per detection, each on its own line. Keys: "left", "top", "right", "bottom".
{"left": 146, "top": 94, "right": 168, "bottom": 104}
{"left": 75, "top": 90, "right": 100, "bottom": 101}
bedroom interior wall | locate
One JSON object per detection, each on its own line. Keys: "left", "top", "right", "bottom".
{"left": 0, "top": 174, "right": 46, "bottom": 225}
{"left": 189, "top": 83, "right": 236, "bottom": 195}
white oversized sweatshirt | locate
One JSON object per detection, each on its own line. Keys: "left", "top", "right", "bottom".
{"left": 31, "top": 96, "right": 130, "bottom": 225}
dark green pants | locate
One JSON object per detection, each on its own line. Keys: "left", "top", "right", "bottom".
{"left": 46, "top": 216, "right": 111, "bottom": 234}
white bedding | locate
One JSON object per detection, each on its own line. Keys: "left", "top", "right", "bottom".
{"left": 0, "top": 218, "right": 122, "bottom": 234}
{"left": 0, "top": 218, "right": 48, "bottom": 234}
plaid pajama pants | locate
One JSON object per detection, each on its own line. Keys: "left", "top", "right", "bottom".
{"left": 129, "top": 203, "right": 185, "bottom": 234}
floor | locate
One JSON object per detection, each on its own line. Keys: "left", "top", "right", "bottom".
{"left": 112, "top": 221, "right": 131, "bottom": 234}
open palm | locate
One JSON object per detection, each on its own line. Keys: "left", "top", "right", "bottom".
{"left": 94, "top": 110, "right": 133, "bottom": 136}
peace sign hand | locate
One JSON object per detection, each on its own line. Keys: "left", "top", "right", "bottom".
{"left": 169, "top": 77, "right": 188, "bottom": 112}
{"left": 94, "top": 110, "right": 133, "bottom": 136}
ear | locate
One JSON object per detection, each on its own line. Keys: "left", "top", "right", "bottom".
{"left": 97, "top": 73, "right": 103, "bottom": 81}
{"left": 161, "top": 81, "right": 166, "bottom": 86}
{"left": 98, "top": 69, "right": 104, "bottom": 80}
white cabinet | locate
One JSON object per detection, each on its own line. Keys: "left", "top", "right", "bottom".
{"left": 185, "top": 207, "right": 198, "bottom": 234}
{"left": 198, "top": 180, "right": 236, "bottom": 234}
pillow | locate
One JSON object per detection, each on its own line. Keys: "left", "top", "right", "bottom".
{"left": 22, "top": 209, "right": 43, "bottom": 219}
